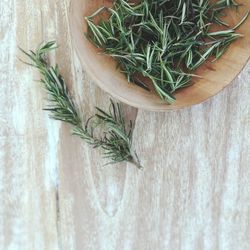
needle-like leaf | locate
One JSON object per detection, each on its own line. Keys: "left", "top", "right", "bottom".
{"left": 21, "top": 41, "right": 142, "bottom": 169}
{"left": 86, "top": 0, "right": 249, "bottom": 104}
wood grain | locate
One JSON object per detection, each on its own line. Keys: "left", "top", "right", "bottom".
{"left": 0, "top": 0, "right": 250, "bottom": 249}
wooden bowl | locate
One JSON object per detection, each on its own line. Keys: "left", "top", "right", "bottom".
{"left": 69, "top": 0, "right": 250, "bottom": 111}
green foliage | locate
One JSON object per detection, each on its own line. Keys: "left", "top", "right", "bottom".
{"left": 20, "top": 42, "right": 142, "bottom": 169}
{"left": 86, "top": 0, "right": 249, "bottom": 103}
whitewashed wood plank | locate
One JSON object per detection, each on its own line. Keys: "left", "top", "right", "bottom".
{"left": 1, "top": 0, "right": 250, "bottom": 249}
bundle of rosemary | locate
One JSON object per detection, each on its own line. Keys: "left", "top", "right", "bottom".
{"left": 86, "top": 0, "right": 249, "bottom": 103}
{"left": 21, "top": 42, "right": 142, "bottom": 169}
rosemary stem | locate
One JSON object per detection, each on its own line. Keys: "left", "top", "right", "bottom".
{"left": 129, "top": 159, "right": 143, "bottom": 170}
{"left": 20, "top": 41, "right": 142, "bottom": 169}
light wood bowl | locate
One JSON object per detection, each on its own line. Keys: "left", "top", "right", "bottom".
{"left": 69, "top": 0, "right": 250, "bottom": 111}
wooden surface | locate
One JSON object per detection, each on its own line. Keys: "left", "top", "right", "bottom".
{"left": 1, "top": 0, "right": 250, "bottom": 249}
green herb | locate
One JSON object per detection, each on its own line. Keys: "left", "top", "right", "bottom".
{"left": 20, "top": 41, "right": 142, "bottom": 169}
{"left": 86, "top": 0, "right": 249, "bottom": 104}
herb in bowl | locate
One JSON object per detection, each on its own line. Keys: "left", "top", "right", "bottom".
{"left": 86, "top": 0, "right": 249, "bottom": 104}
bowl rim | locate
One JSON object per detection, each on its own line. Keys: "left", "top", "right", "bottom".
{"left": 69, "top": 0, "right": 250, "bottom": 111}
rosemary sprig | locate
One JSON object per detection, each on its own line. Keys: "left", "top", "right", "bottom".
{"left": 86, "top": 0, "right": 249, "bottom": 104}
{"left": 20, "top": 41, "right": 142, "bottom": 169}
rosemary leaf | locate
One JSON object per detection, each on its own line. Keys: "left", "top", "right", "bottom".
{"left": 20, "top": 41, "right": 142, "bottom": 169}
{"left": 86, "top": 0, "right": 249, "bottom": 104}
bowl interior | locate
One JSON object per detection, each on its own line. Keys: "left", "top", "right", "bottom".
{"left": 69, "top": 0, "right": 250, "bottom": 111}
